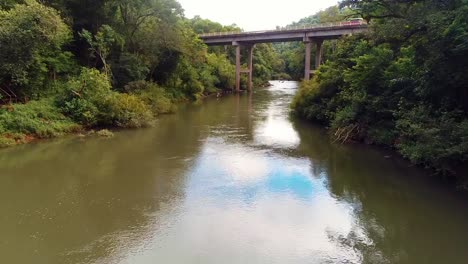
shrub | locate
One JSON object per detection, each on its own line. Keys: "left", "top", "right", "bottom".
{"left": 0, "top": 136, "right": 16, "bottom": 148}
{"left": 112, "top": 52, "right": 150, "bottom": 89}
{"left": 205, "top": 53, "right": 235, "bottom": 90}
{"left": 58, "top": 68, "right": 112, "bottom": 126}
{"left": 59, "top": 69, "right": 156, "bottom": 128}
{"left": 291, "top": 79, "right": 333, "bottom": 123}
{"left": 65, "top": 68, "right": 113, "bottom": 99}
{"left": 96, "top": 129, "right": 114, "bottom": 137}
{"left": 125, "top": 81, "right": 175, "bottom": 115}
{"left": 166, "top": 56, "right": 205, "bottom": 99}
{"left": 0, "top": 99, "right": 80, "bottom": 139}
{"left": 395, "top": 105, "right": 468, "bottom": 173}
{"left": 104, "top": 93, "right": 153, "bottom": 128}
{"left": 61, "top": 97, "right": 100, "bottom": 126}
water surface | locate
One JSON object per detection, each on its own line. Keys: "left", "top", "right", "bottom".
{"left": 1, "top": 81, "right": 467, "bottom": 264}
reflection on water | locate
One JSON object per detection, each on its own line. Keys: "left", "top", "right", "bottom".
{"left": 137, "top": 144, "right": 371, "bottom": 264}
{"left": 254, "top": 82, "right": 300, "bottom": 149}
{"left": 0, "top": 81, "right": 467, "bottom": 264}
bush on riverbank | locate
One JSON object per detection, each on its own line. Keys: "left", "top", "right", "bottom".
{"left": 124, "top": 81, "right": 176, "bottom": 115}
{"left": 0, "top": 70, "right": 179, "bottom": 148}
{"left": 0, "top": 99, "right": 81, "bottom": 146}
{"left": 58, "top": 68, "right": 155, "bottom": 128}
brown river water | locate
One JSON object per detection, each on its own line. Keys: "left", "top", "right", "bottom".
{"left": 0, "top": 81, "right": 467, "bottom": 264}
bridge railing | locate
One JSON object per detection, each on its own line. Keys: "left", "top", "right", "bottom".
{"left": 199, "top": 20, "right": 367, "bottom": 37}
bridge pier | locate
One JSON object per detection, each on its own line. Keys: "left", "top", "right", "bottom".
{"left": 304, "top": 40, "right": 312, "bottom": 81}
{"left": 236, "top": 44, "right": 241, "bottom": 92}
{"left": 315, "top": 40, "right": 323, "bottom": 71}
{"left": 247, "top": 45, "right": 254, "bottom": 92}
{"left": 304, "top": 39, "right": 324, "bottom": 81}
{"left": 234, "top": 42, "right": 254, "bottom": 92}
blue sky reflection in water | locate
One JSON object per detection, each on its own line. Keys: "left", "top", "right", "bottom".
{"left": 121, "top": 82, "right": 373, "bottom": 263}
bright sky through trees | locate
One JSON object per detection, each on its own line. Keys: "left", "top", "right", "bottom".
{"left": 178, "top": 0, "right": 339, "bottom": 31}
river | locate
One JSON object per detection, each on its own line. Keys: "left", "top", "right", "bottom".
{"left": 0, "top": 81, "right": 467, "bottom": 264}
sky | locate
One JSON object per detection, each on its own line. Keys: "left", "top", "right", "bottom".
{"left": 178, "top": 0, "right": 339, "bottom": 31}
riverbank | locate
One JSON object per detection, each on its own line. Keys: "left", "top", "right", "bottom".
{"left": 291, "top": 80, "right": 468, "bottom": 189}
{"left": 0, "top": 74, "right": 245, "bottom": 150}
{"left": 0, "top": 1, "right": 287, "bottom": 151}
{"left": 289, "top": 0, "right": 467, "bottom": 188}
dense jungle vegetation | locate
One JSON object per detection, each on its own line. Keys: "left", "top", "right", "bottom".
{"left": 291, "top": 0, "right": 468, "bottom": 181}
{"left": 0, "top": 0, "right": 283, "bottom": 147}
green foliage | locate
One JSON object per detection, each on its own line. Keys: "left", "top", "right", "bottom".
{"left": 125, "top": 81, "right": 175, "bottom": 114}
{"left": 190, "top": 15, "right": 239, "bottom": 34}
{"left": 59, "top": 68, "right": 153, "bottom": 128}
{"left": 43, "top": 0, "right": 238, "bottom": 97}
{"left": 205, "top": 53, "right": 236, "bottom": 90}
{"left": 96, "top": 129, "right": 114, "bottom": 137}
{"left": 292, "top": 0, "right": 468, "bottom": 175}
{"left": 104, "top": 93, "right": 153, "bottom": 128}
{"left": 0, "top": 99, "right": 80, "bottom": 140}
{"left": 112, "top": 52, "right": 150, "bottom": 89}
{"left": 59, "top": 68, "right": 111, "bottom": 126}
{"left": 0, "top": 0, "right": 23, "bottom": 9}
{"left": 396, "top": 105, "right": 468, "bottom": 173}
{"left": 253, "top": 44, "right": 285, "bottom": 85}
{"left": 0, "top": 0, "right": 72, "bottom": 99}
{"left": 0, "top": 136, "right": 16, "bottom": 148}
{"left": 291, "top": 80, "right": 328, "bottom": 122}
{"left": 80, "top": 25, "right": 124, "bottom": 76}
{"left": 166, "top": 56, "right": 205, "bottom": 99}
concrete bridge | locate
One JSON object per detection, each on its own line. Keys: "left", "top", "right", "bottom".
{"left": 199, "top": 21, "right": 368, "bottom": 91}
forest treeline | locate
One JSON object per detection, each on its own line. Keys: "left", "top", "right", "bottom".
{"left": 291, "top": 0, "right": 468, "bottom": 181}
{"left": 0, "top": 0, "right": 284, "bottom": 147}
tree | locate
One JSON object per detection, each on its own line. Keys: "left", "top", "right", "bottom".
{"left": 0, "top": 0, "right": 72, "bottom": 101}
{"left": 80, "top": 25, "right": 124, "bottom": 76}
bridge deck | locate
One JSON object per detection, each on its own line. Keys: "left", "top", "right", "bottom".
{"left": 199, "top": 21, "right": 368, "bottom": 45}
{"left": 198, "top": 21, "right": 369, "bottom": 91}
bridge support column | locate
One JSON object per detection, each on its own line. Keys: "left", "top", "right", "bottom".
{"left": 247, "top": 45, "right": 254, "bottom": 92}
{"left": 235, "top": 44, "right": 241, "bottom": 92}
{"left": 304, "top": 40, "right": 312, "bottom": 81}
{"left": 234, "top": 42, "right": 255, "bottom": 92}
{"left": 315, "top": 40, "right": 323, "bottom": 70}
